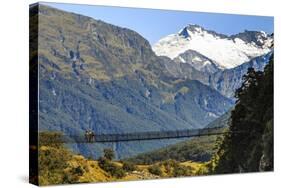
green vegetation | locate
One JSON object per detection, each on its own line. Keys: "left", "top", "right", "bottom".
{"left": 37, "top": 132, "right": 223, "bottom": 185}
{"left": 127, "top": 136, "right": 218, "bottom": 164}
{"left": 38, "top": 133, "right": 125, "bottom": 185}
{"left": 103, "top": 148, "right": 115, "bottom": 161}
{"left": 147, "top": 160, "right": 195, "bottom": 177}
{"left": 122, "top": 161, "right": 138, "bottom": 172}
{"left": 148, "top": 164, "right": 163, "bottom": 176}
{"left": 148, "top": 165, "right": 163, "bottom": 176}
{"left": 98, "top": 157, "right": 125, "bottom": 178}
{"left": 161, "top": 160, "right": 193, "bottom": 177}
{"left": 98, "top": 149, "right": 126, "bottom": 178}
{"left": 172, "top": 164, "right": 191, "bottom": 177}
{"left": 210, "top": 56, "right": 273, "bottom": 173}
{"left": 39, "top": 133, "right": 69, "bottom": 185}
{"left": 38, "top": 132, "right": 83, "bottom": 185}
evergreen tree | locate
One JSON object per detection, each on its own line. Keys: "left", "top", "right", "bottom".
{"left": 213, "top": 55, "right": 273, "bottom": 173}
{"left": 103, "top": 148, "right": 115, "bottom": 161}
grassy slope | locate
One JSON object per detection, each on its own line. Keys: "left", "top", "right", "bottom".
{"left": 39, "top": 144, "right": 205, "bottom": 185}
{"left": 39, "top": 145, "right": 116, "bottom": 185}
{"left": 37, "top": 132, "right": 207, "bottom": 185}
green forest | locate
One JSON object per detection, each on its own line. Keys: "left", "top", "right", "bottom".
{"left": 210, "top": 55, "right": 274, "bottom": 173}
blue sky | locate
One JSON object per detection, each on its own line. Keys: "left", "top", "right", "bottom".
{"left": 43, "top": 2, "right": 274, "bottom": 45}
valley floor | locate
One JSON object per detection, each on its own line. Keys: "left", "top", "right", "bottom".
{"left": 36, "top": 140, "right": 208, "bottom": 185}
{"left": 52, "top": 152, "right": 207, "bottom": 184}
{"left": 35, "top": 132, "right": 213, "bottom": 185}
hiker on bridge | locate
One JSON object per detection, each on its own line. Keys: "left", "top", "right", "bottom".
{"left": 85, "top": 130, "right": 95, "bottom": 143}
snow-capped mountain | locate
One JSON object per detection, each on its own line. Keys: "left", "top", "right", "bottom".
{"left": 153, "top": 24, "right": 273, "bottom": 70}
{"left": 173, "top": 49, "right": 220, "bottom": 74}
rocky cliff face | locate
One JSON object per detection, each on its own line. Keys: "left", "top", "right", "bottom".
{"left": 34, "top": 4, "right": 233, "bottom": 159}
{"left": 156, "top": 52, "right": 272, "bottom": 98}
{"left": 174, "top": 49, "right": 220, "bottom": 74}
{"left": 208, "top": 52, "right": 272, "bottom": 98}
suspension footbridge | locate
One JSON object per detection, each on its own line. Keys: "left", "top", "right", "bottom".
{"left": 41, "top": 126, "right": 229, "bottom": 143}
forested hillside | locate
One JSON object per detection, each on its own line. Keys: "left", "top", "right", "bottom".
{"left": 126, "top": 136, "right": 218, "bottom": 165}
{"left": 211, "top": 55, "right": 273, "bottom": 173}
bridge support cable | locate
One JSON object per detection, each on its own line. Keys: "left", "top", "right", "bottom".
{"left": 39, "top": 127, "right": 230, "bottom": 143}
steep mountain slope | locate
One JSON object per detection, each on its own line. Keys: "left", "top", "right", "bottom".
{"left": 153, "top": 24, "right": 272, "bottom": 70}
{"left": 34, "top": 4, "right": 233, "bottom": 159}
{"left": 156, "top": 51, "right": 272, "bottom": 98}
{"left": 208, "top": 52, "right": 272, "bottom": 97}
{"left": 174, "top": 49, "right": 220, "bottom": 74}
{"left": 205, "top": 110, "right": 231, "bottom": 128}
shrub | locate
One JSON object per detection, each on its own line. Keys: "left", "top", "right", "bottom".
{"left": 98, "top": 157, "right": 125, "bottom": 178}
{"left": 39, "top": 132, "right": 64, "bottom": 148}
{"left": 112, "top": 167, "right": 126, "bottom": 178}
{"left": 98, "top": 157, "right": 108, "bottom": 168}
{"left": 173, "top": 164, "right": 189, "bottom": 177}
{"left": 71, "top": 166, "right": 84, "bottom": 176}
{"left": 62, "top": 166, "right": 85, "bottom": 184}
{"left": 122, "top": 161, "right": 137, "bottom": 172}
{"left": 103, "top": 148, "right": 115, "bottom": 161}
{"left": 62, "top": 173, "right": 79, "bottom": 184}
{"left": 161, "top": 159, "right": 177, "bottom": 174}
{"left": 37, "top": 132, "right": 95, "bottom": 185}
{"left": 148, "top": 164, "right": 162, "bottom": 176}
